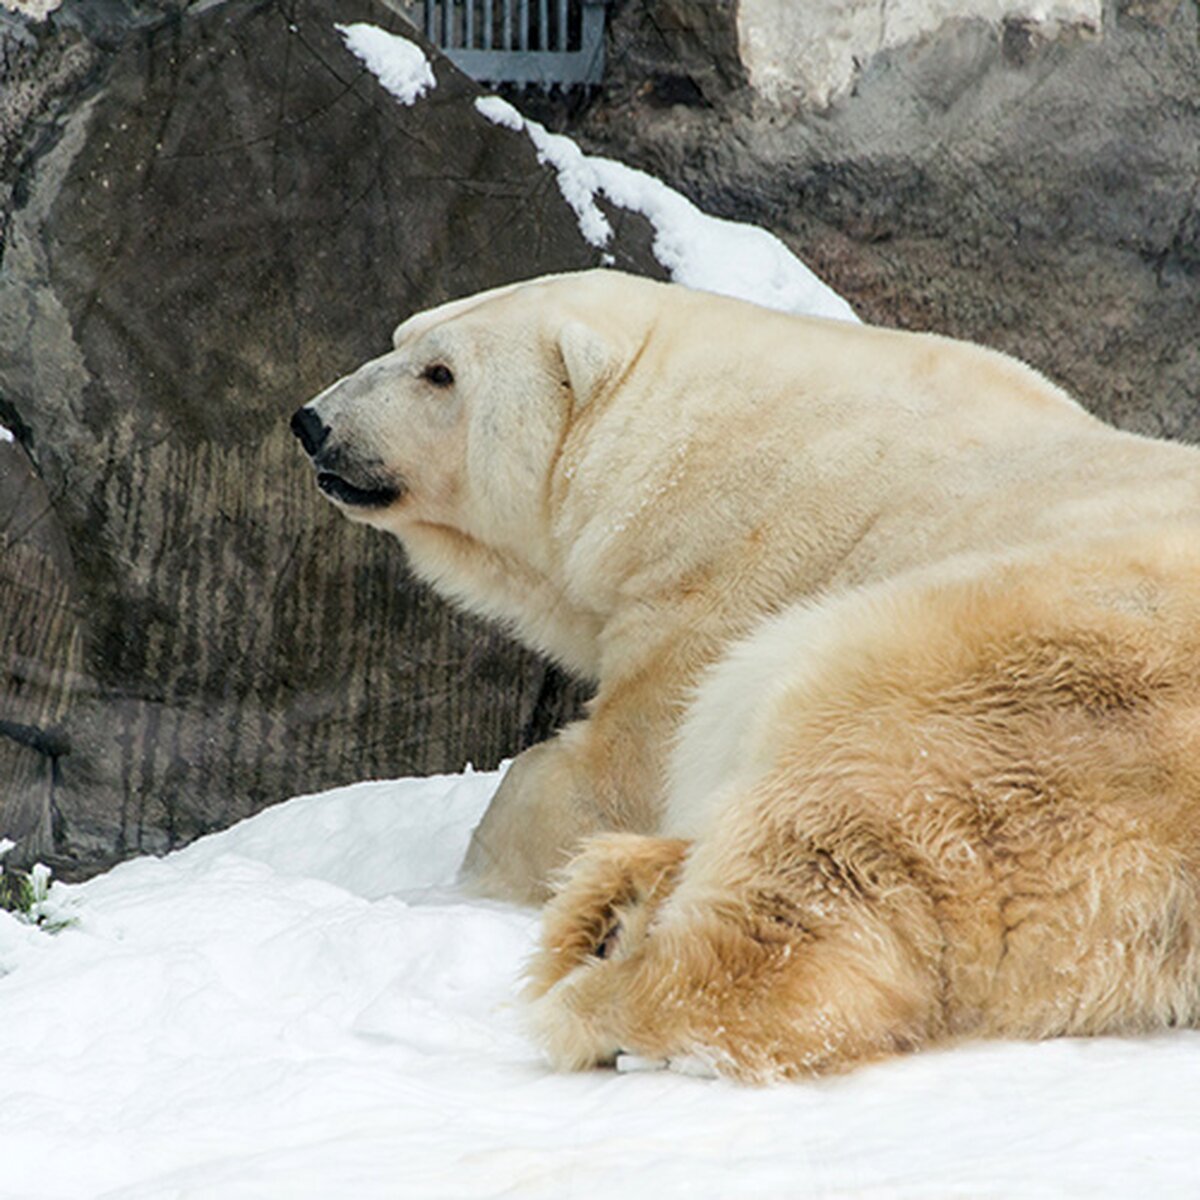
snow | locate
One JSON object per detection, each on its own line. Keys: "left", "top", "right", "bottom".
{"left": 1, "top": 769, "right": 1198, "bottom": 1198}
{"left": 337, "top": 23, "right": 436, "bottom": 107}
{"left": 0, "top": 424, "right": 13, "bottom": 444}
{"left": 474, "top": 96, "right": 858, "bottom": 322}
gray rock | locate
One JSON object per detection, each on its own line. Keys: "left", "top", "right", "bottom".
{"left": 0, "top": 0, "right": 660, "bottom": 876}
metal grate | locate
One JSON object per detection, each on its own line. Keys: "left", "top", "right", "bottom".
{"left": 422, "top": 0, "right": 607, "bottom": 87}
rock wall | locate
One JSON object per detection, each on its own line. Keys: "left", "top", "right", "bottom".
{"left": 0, "top": 0, "right": 659, "bottom": 876}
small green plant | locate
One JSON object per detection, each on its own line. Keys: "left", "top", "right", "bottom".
{"left": 0, "top": 845, "right": 75, "bottom": 932}
{"left": 0, "top": 867, "right": 39, "bottom": 916}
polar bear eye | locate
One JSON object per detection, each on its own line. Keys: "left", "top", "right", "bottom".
{"left": 423, "top": 363, "right": 454, "bottom": 388}
{"left": 594, "top": 919, "right": 622, "bottom": 960}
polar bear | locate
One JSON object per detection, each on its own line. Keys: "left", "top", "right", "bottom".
{"left": 294, "top": 270, "right": 1200, "bottom": 1077}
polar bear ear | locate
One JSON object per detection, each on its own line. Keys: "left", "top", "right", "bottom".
{"left": 557, "top": 320, "right": 619, "bottom": 409}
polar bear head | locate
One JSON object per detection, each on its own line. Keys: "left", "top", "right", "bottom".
{"left": 291, "top": 270, "right": 662, "bottom": 671}
{"left": 292, "top": 272, "right": 640, "bottom": 540}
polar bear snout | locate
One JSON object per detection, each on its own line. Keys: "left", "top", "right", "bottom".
{"left": 290, "top": 406, "right": 330, "bottom": 457}
{"left": 291, "top": 405, "right": 404, "bottom": 512}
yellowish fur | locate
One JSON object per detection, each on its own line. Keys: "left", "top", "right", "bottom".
{"left": 528, "top": 533, "right": 1200, "bottom": 1079}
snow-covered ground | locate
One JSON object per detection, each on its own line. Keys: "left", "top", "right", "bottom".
{"left": 2, "top": 769, "right": 1198, "bottom": 1199}
{"left": 2, "top": 24, "right": 1197, "bottom": 1200}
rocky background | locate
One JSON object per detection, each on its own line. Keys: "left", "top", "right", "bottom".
{"left": 1, "top": 0, "right": 1197, "bottom": 877}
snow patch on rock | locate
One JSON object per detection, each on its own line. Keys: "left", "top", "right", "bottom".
{"left": 337, "top": 23, "right": 855, "bottom": 320}
{"left": 338, "top": 22, "right": 436, "bottom": 106}
{"left": 474, "top": 95, "right": 858, "bottom": 321}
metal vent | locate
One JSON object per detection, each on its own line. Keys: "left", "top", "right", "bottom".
{"left": 422, "top": 0, "right": 607, "bottom": 87}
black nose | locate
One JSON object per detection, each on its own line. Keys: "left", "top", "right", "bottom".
{"left": 291, "top": 407, "right": 330, "bottom": 457}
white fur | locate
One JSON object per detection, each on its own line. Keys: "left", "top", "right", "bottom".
{"left": 304, "top": 270, "right": 1200, "bottom": 902}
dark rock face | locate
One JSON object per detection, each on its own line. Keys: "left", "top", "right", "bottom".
{"left": 573, "top": 0, "right": 1200, "bottom": 441}
{"left": 0, "top": 0, "right": 658, "bottom": 876}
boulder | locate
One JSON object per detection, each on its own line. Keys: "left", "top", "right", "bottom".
{"left": 0, "top": 0, "right": 659, "bottom": 876}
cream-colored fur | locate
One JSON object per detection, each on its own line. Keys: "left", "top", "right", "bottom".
{"left": 527, "top": 532, "right": 1200, "bottom": 1078}
{"left": 303, "top": 262, "right": 1200, "bottom": 1003}
{"left": 304, "top": 270, "right": 1200, "bottom": 1076}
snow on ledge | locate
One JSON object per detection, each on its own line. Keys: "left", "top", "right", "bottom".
{"left": 475, "top": 94, "right": 858, "bottom": 322}
{"left": 0, "top": 424, "right": 14, "bottom": 444}
{"left": 337, "top": 23, "right": 436, "bottom": 106}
